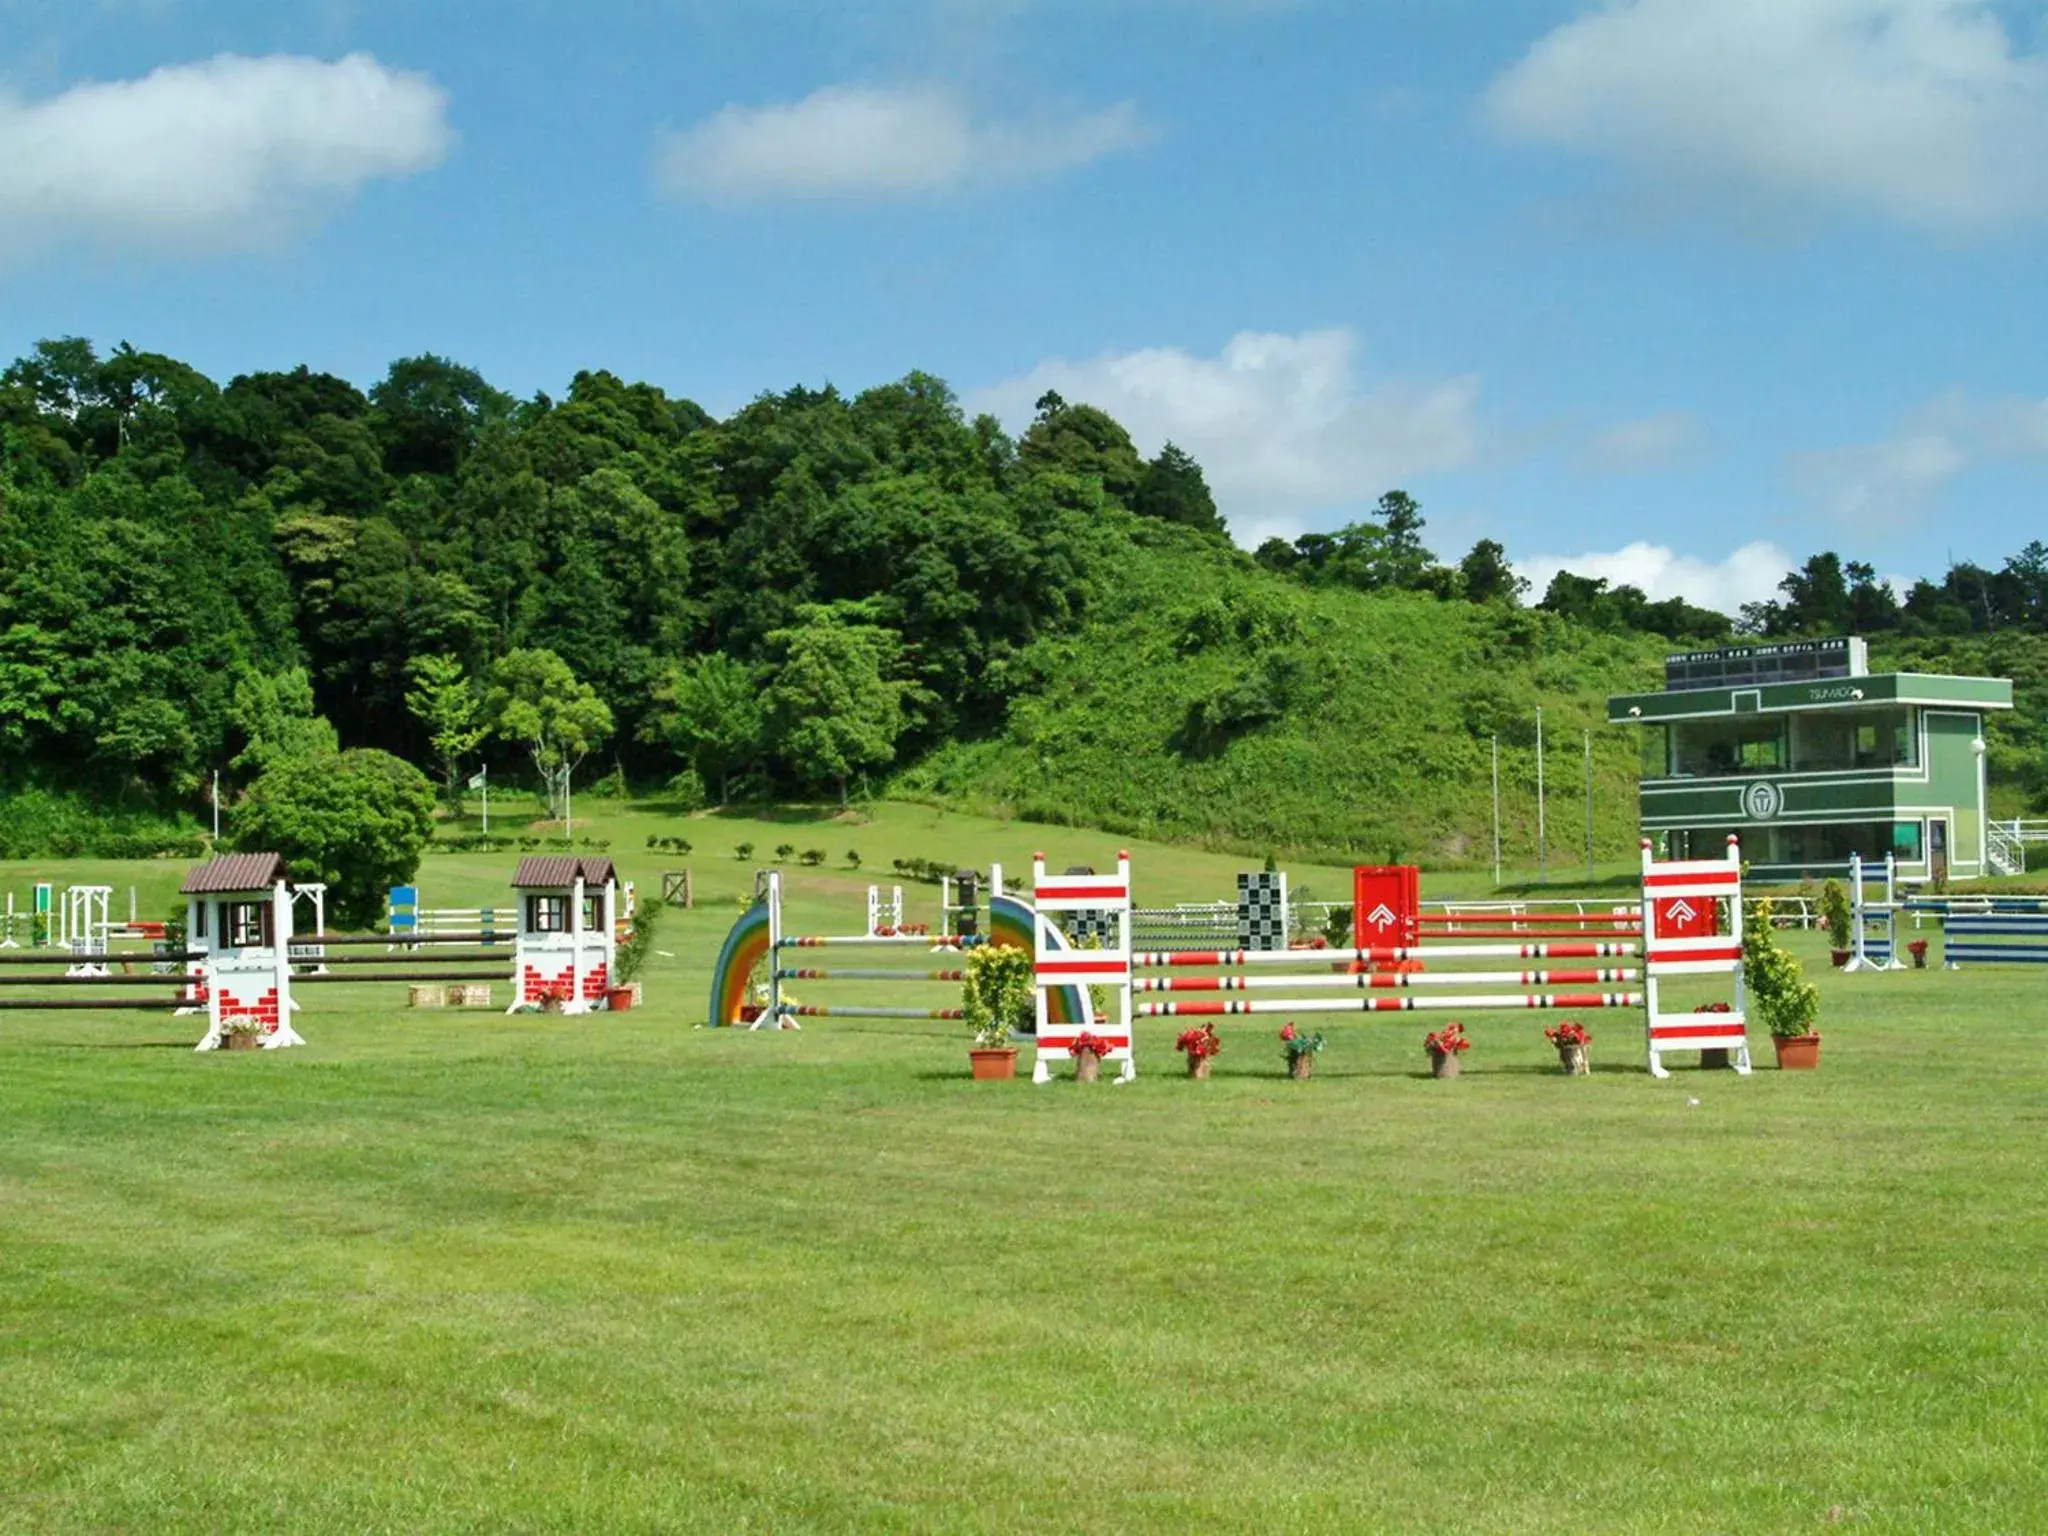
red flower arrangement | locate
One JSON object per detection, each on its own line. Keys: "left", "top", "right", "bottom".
{"left": 1175, "top": 1024, "right": 1222, "bottom": 1059}
{"left": 1544, "top": 1020, "right": 1591, "bottom": 1048}
{"left": 1423, "top": 1021, "right": 1471, "bottom": 1055}
{"left": 1691, "top": 1002, "right": 1733, "bottom": 1013}
{"left": 1070, "top": 1031, "right": 1112, "bottom": 1059}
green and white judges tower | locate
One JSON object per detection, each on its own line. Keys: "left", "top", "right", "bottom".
{"left": 1609, "top": 637, "right": 2014, "bottom": 882}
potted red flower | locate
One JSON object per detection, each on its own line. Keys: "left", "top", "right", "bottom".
{"left": 1279, "top": 1022, "right": 1324, "bottom": 1080}
{"left": 1070, "top": 1030, "right": 1112, "bottom": 1083}
{"left": 1424, "top": 1021, "right": 1470, "bottom": 1078}
{"left": 1544, "top": 1019, "right": 1591, "bottom": 1076}
{"left": 1907, "top": 938, "right": 1929, "bottom": 969}
{"left": 1176, "top": 1023, "right": 1222, "bottom": 1079}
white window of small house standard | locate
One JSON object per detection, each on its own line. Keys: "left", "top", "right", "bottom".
{"left": 227, "top": 902, "right": 267, "bottom": 948}
{"left": 527, "top": 894, "right": 567, "bottom": 933}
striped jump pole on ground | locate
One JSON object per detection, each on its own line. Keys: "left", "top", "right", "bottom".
{"left": 0, "top": 997, "right": 189, "bottom": 1011}
{"left": 782, "top": 934, "right": 976, "bottom": 950}
{"left": 1135, "top": 968, "right": 1638, "bottom": 992}
{"left": 777, "top": 1005, "right": 967, "bottom": 1021}
{"left": 775, "top": 968, "right": 967, "bottom": 982}
{"left": 1138, "top": 992, "right": 1644, "bottom": 1017}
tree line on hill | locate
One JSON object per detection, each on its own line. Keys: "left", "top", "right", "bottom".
{"left": 2, "top": 335, "right": 2043, "bottom": 857}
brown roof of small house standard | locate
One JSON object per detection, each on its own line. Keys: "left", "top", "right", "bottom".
{"left": 180, "top": 852, "right": 289, "bottom": 894}
{"left": 512, "top": 856, "right": 617, "bottom": 889}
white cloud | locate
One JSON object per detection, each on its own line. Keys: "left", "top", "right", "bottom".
{"left": 654, "top": 84, "right": 1149, "bottom": 201}
{"left": 966, "top": 328, "right": 1482, "bottom": 535}
{"left": 1485, "top": 0, "right": 2048, "bottom": 231}
{"left": 1791, "top": 431, "right": 1970, "bottom": 523}
{"left": 0, "top": 53, "right": 452, "bottom": 258}
{"left": 1790, "top": 388, "right": 2048, "bottom": 523}
{"left": 1585, "top": 410, "right": 1703, "bottom": 471}
{"left": 1516, "top": 540, "right": 1794, "bottom": 614}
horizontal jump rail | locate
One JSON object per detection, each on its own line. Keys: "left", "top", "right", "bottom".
{"left": 0, "top": 998, "right": 186, "bottom": 1011}
{"left": 316, "top": 933, "right": 515, "bottom": 948}
{"left": 775, "top": 968, "right": 967, "bottom": 982}
{"left": 1376, "top": 928, "right": 1643, "bottom": 941}
{"left": 0, "top": 950, "right": 203, "bottom": 966}
{"left": 776, "top": 1004, "right": 968, "bottom": 1020}
{"left": 1135, "top": 943, "right": 1639, "bottom": 967}
{"left": 295, "top": 971, "right": 507, "bottom": 984}
{"left": 780, "top": 935, "right": 975, "bottom": 950}
{"left": 303, "top": 951, "right": 507, "bottom": 967}
{"left": 1413, "top": 913, "right": 1639, "bottom": 926}
{"left": 1137, "top": 992, "right": 1643, "bottom": 1017}
{"left": 0, "top": 974, "right": 199, "bottom": 987}
{"left": 1135, "top": 968, "right": 1638, "bottom": 992}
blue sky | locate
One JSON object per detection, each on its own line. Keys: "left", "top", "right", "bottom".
{"left": 2, "top": 0, "right": 2045, "bottom": 611}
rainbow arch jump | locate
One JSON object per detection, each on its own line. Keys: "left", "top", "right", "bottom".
{"left": 705, "top": 883, "right": 1091, "bottom": 1028}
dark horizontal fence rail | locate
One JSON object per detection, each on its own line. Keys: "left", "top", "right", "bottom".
{"left": 0, "top": 974, "right": 196, "bottom": 987}
{"left": 0, "top": 998, "right": 184, "bottom": 1011}
{"left": 295, "top": 971, "right": 505, "bottom": 984}
{"left": 0, "top": 951, "right": 202, "bottom": 966}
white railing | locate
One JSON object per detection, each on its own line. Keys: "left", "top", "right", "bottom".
{"left": 1988, "top": 821, "right": 2025, "bottom": 877}
{"left": 1290, "top": 896, "right": 1817, "bottom": 933}
{"left": 2007, "top": 819, "right": 2048, "bottom": 844}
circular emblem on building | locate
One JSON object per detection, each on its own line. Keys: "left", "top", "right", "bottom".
{"left": 1742, "top": 780, "right": 1783, "bottom": 821}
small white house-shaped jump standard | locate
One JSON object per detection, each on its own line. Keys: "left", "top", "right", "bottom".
{"left": 510, "top": 856, "right": 618, "bottom": 1012}
{"left": 180, "top": 853, "right": 304, "bottom": 1051}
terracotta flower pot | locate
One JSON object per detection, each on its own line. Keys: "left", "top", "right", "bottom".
{"left": 606, "top": 986, "right": 635, "bottom": 1012}
{"left": 1428, "top": 1048, "right": 1461, "bottom": 1079}
{"left": 1074, "top": 1050, "right": 1102, "bottom": 1083}
{"left": 1773, "top": 1033, "right": 1822, "bottom": 1070}
{"left": 1556, "top": 1043, "right": 1589, "bottom": 1077}
{"left": 1287, "top": 1052, "right": 1315, "bottom": 1081}
{"left": 969, "top": 1047, "right": 1017, "bottom": 1081}
{"left": 1830, "top": 949, "right": 1852, "bottom": 968}
{"left": 1186, "top": 1055, "right": 1213, "bottom": 1080}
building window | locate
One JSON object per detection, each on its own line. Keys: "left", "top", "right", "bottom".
{"left": 1639, "top": 724, "right": 1671, "bottom": 779}
{"left": 1673, "top": 821, "right": 1924, "bottom": 869}
{"left": 1670, "top": 717, "right": 1788, "bottom": 778}
{"left": 1791, "top": 708, "right": 1916, "bottom": 772}
{"left": 527, "top": 894, "right": 567, "bottom": 933}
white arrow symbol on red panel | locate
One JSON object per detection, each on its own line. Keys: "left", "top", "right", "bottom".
{"left": 1667, "top": 900, "right": 1697, "bottom": 923}
{"left": 1367, "top": 904, "right": 1397, "bottom": 930}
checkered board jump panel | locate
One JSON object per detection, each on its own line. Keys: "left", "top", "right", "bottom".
{"left": 1063, "top": 906, "right": 1122, "bottom": 947}
{"left": 1236, "top": 872, "right": 1289, "bottom": 951}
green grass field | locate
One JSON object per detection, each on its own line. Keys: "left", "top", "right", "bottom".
{"left": 2, "top": 803, "right": 2044, "bottom": 1531}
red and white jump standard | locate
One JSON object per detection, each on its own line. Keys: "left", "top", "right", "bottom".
{"left": 1639, "top": 835, "right": 1750, "bottom": 1077}
{"left": 1030, "top": 853, "right": 1134, "bottom": 1083}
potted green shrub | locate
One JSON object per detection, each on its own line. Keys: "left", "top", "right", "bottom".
{"left": 962, "top": 945, "right": 1031, "bottom": 1081}
{"left": 609, "top": 904, "right": 660, "bottom": 1010}
{"left": 1818, "top": 879, "right": 1853, "bottom": 967}
{"left": 1744, "top": 897, "right": 1822, "bottom": 1068}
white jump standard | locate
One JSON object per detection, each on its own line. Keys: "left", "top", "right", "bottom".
{"left": 1030, "top": 853, "right": 1135, "bottom": 1083}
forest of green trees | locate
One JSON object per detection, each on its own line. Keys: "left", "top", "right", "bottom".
{"left": 3, "top": 336, "right": 2044, "bottom": 859}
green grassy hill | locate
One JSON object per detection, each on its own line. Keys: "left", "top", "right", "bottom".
{"left": 899, "top": 525, "right": 1669, "bottom": 868}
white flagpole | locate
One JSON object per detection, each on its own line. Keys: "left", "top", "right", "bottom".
{"left": 1535, "top": 706, "right": 1546, "bottom": 883}
{"left": 482, "top": 765, "right": 489, "bottom": 838}
{"left": 211, "top": 770, "right": 220, "bottom": 842}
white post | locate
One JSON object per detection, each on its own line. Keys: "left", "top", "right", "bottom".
{"left": 1491, "top": 735, "right": 1501, "bottom": 889}
{"left": 482, "top": 765, "right": 489, "bottom": 838}
{"left": 569, "top": 874, "right": 585, "bottom": 1011}
{"left": 211, "top": 770, "right": 220, "bottom": 842}
{"left": 1845, "top": 852, "right": 1867, "bottom": 971}
{"left": 1583, "top": 729, "right": 1594, "bottom": 880}
{"left": 1536, "top": 707, "right": 1547, "bottom": 882}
